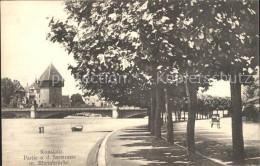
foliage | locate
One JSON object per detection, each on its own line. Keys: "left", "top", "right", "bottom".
{"left": 1, "top": 78, "right": 15, "bottom": 106}
{"left": 243, "top": 105, "right": 259, "bottom": 122}
{"left": 243, "top": 73, "right": 259, "bottom": 101}
{"left": 70, "top": 93, "right": 85, "bottom": 107}
{"left": 47, "top": 0, "right": 258, "bottom": 162}
{"left": 1, "top": 78, "right": 25, "bottom": 108}
{"left": 198, "top": 95, "right": 231, "bottom": 115}
{"left": 179, "top": 0, "right": 258, "bottom": 79}
{"left": 48, "top": 0, "right": 151, "bottom": 107}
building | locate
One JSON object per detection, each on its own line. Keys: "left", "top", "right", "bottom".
{"left": 26, "top": 81, "right": 40, "bottom": 106}
{"left": 25, "top": 63, "right": 64, "bottom": 107}
{"left": 84, "top": 95, "right": 112, "bottom": 107}
{"left": 38, "top": 63, "right": 64, "bottom": 107}
{"left": 61, "top": 95, "right": 71, "bottom": 107}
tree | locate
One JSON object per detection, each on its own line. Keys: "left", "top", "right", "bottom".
{"left": 1, "top": 78, "right": 25, "bottom": 108}
{"left": 1, "top": 78, "right": 15, "bottom": 106}
{"left": 243, "top": 73, "right": 259, "bottom": 122}
{"left": 198, "top": 95, "right": 231, "bottom": 118}
{"left": 243, "top": 73, "right": 259, "bottom": 101}
{"left": 243, "top": 105, "right": 258, "bottom": 122}
{"left": 210, "top": 1, "right": 258, "bottom": 163}
{"left": 47, "top": 1, "right": 258, "bottom": 162}
{"left": 47, "top": 0, "right": 161, "bottom": 136}
{"left": 181, "top": 0, "right": 258, "bottom": 163}
{"left": 164, "top": 86, "right": 173, "bottom": 142}
{"left": 136, "top": 0, "right": 195, "bottom": 141}
{"left": 47, "top": 0, "right": 207, "bottom": 150}
{"left": 70, "top": 93, "right": 85, "bottom": 107}
{"left": 150, "top": 87, "right": 156, "bottom": 135}
{"left": 134, "top": 0, "right": 213, "bottom": 152}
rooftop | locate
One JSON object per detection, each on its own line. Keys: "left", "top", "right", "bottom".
{"left": 39, "top": 63, "right": 64, "bottom": 82}
{"left": 29, "top": 81, "right": 40, "bottom": 90}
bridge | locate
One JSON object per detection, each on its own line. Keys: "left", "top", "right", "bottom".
{"left": 1, "top": 107, "right": 148, "bottom": 119}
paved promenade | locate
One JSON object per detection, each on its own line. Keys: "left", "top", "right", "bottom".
{"left": 161, "top": 118, "right": 260, "bottom": 165}
{"left": 105, "top": 126, "right": 217, "bottom": 166}
{"left": 90, "top": 118, "right": 260, "bottom": 166}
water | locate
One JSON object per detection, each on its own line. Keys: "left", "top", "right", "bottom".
{"left": 2, "top": 118, "right": 147, "bottom": 166}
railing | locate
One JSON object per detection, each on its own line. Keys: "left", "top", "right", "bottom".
{"left": 1, "top": 107, "right": 147, "bottom": 112}
{"left": 1, "top": 108, "right": 32, "bottom": 111}
{"left": 119, "top": 107, "right": 147, "bottom": 111}
{"left": 37, "top": 107, "right": 113, "bottom": 111}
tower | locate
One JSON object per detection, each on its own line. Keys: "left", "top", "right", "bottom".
{"left": 38, "top": 63, "right": 64, "bottom": 107}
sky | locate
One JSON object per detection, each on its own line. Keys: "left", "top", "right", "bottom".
{"left": 1, "top": 1, "right": 230, "bottom": 97}
{"left": 1, "top": 1, "right": 82, "bottom": 95}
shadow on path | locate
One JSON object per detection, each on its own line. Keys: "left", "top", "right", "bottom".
{"left": 106, "top": 125, "right": 217, "bottom": 166}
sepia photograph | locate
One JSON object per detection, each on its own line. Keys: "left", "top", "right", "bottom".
{"left": 1, "top": 0, "right": 259, "bottom": 166}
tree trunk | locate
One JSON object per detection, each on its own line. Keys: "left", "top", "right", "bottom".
{"left": 155, "top": 86, "right": 162, "bottom": 139}
{"left": 161, "top": 111, "right": 164, "bottom": 124}
{"left": 150, "top": 89, "right": 156, "bottom": 136}
{"left": 179, "top": 110, "right": 183, "bottom": 121}
{"left": 148, "top": 100, "right": 151, "bottom": 132}
{"left": 185, "top": 81, "right": 197, "bottom": 153}
{"left": 230, "top": 75, "right": 244, "bottom": 164}
{"left": 164, "top": 87, "right": 174, "bottom": 143}
{"left": 175, "top": 109, "right": 177, "bottom": 122}
{"left": 164, "top": 112, "right": 167, "bottom": 123}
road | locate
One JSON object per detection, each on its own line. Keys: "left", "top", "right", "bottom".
{"left": 168, "top": 117, "right": 260, "bottom": 164}
{"left": 173, "top": 117, "right": 260, "bottom": 147}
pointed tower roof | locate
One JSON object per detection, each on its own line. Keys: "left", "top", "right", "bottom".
{"left": 39, "top": 63, "right": 64, "bottom": 82}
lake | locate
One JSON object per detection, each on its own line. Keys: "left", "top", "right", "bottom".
{"left": 2, "top": 118, "right": 147, "bottom": 166}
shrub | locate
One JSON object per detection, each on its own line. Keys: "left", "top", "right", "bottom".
{"left": 243, "top": 105, "right": 259, "bottom": 122}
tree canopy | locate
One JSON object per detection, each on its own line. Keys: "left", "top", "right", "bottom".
{"left": 1, "top": 78, "right": 25, "bottom": 108}
{"left": 70, "top": 93, "right": 85, "bottom": 107}
{"left": 47, "top": 0, "right": 259, "bottom": 163}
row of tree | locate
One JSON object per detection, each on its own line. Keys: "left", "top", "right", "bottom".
{"left": 48, "top": 0, "right": 258, "bottom": 164}
{"left": 198, "top": 95, "right": 231, "bottom": 116}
